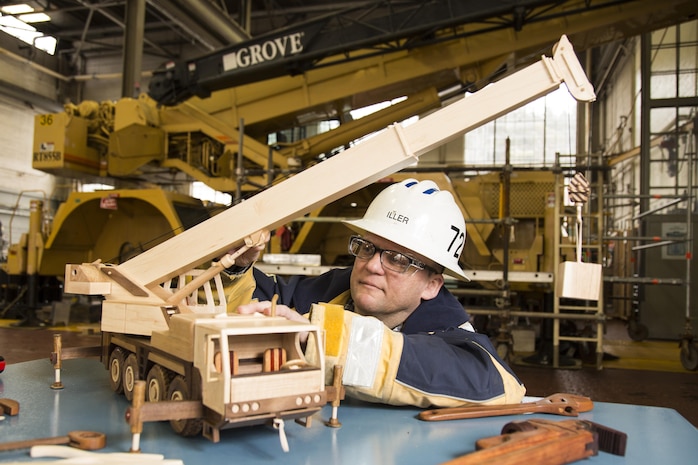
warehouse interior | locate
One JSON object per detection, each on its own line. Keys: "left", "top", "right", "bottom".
{"left": 0, "top": 0, "right": 697, "bottom": 462}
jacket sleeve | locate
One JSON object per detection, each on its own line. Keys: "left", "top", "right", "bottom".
{"left": 305, "top": 303, "right": 526, "bottom": 408}
{"left": 226, "top": 267, "right": 353, "bottom": 312}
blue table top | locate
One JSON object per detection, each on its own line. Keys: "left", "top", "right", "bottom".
{"left": 1, "top": 358, "right": 697, "bottom": 464}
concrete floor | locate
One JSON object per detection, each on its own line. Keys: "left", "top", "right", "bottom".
{"left": 1, "top": 320, "right": 697, "bottom": 429}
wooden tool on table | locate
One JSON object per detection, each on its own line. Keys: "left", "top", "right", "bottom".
{"left": 0, "top": 398, "right": 19, "bottom": 416}
{"left": 0, "top": 431, "right": 106, "bottom": 452}
{"left": 418, "top": 393, "right": 593, "bottom": 421}
{"left": 439, "top": 418, "right": 626, "bottom": 465}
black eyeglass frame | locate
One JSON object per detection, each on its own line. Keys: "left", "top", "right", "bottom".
{"left": 348, "top": 235, "right": 437, "bottom": 275}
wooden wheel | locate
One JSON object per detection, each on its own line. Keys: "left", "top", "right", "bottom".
{"left": 108, "top": 347, "right": 126, "bottom": 393}
{"left": 122, "top": 353, "right": 140, "bottom": 401}
{"left": 167, "top": 376, "right": 203, "bottom": 437}
{"left": 146, "top": 364, "right": 173, "bottom": 401}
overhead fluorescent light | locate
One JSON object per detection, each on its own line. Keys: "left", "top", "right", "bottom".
{"left": 1, "top": 4, "right": 34, "bottom": 15}
{"left": 20, "top": 12, "right": 51, "bottom": 23}
{"left": 0, "top": 8, "right": 56, "bottom": 55}
{"left": 0, "top": 13, "right": 36, "bottom": 32}
{"left": 34, "top": 35, "right": 57, "bottom": 54}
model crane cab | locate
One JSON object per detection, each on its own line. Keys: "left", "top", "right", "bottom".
{"left": 192, "top": 314, "right": 327, "bottom": 430}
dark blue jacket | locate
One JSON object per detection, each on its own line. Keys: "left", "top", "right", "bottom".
{"left": 250, "top": 266, "right": 525, "bottom": 405}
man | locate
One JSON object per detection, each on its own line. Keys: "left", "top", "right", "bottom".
{"left": 225, "top": 179, "right": 525, "bottom": 408}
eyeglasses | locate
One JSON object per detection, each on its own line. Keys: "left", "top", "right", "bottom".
{"left": 348, "top": 235, "right": 431, "bottom": 275}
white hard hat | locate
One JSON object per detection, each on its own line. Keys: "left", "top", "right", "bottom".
{"left": 344, "top": 179, "right": 469, "bottom": 281}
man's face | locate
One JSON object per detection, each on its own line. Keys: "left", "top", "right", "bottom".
{"left": 349, "top": 233, "right": 444, "bottom": 328}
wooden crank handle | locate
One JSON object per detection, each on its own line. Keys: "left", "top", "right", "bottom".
{"left": 67, "top": 431, "right": 107, "bottom": 450}
{"left": 418, "top": 393, "right": 593, "bottom": 422}
{"left": 549, "top": 393, "right": 593, "bottom": 412}
{"left": 0, "top": 431, "right": 105, "bottom": 452}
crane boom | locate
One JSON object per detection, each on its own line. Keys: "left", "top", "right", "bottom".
{"left": 147, "top": 0, "right": 573, "bottom": 106}
{"left": 65, "top": 35, "right": 593, "bottom": 294}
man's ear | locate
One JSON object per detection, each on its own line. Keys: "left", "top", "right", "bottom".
{"left": 420, "top": 273, "right": 444, "bottom": 301}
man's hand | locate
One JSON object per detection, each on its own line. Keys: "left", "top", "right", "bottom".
{"left": 236, "top": 300, "right": 309, "bottom": 342}
{"left": 227, "top": 242, "right": 265, "bottom": 268}
{"left": 236, "top": 300, "right": 306, "bottom": 322}
{"left": 222, "top": 229, "right": 270, "bottom": 269}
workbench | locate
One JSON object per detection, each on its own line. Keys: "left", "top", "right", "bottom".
{"left": 1, "top": 359, "right": 697, "bottom": 464}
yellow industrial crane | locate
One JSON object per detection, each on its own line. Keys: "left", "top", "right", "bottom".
{"left": 3, "top": 0, "right": 695, "bottom": 326}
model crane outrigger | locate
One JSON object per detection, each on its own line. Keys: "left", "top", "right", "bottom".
{"left": 62, "top": 36, "right": 595, "bottom": 449}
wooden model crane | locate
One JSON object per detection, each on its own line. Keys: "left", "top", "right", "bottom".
{"left": 62, "top": 35, "right": 595, "bottom": 447}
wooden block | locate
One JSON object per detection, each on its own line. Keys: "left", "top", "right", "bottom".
{"left": 100, "top": 301, "right": 126, "bottom": 333}
{"left": 214, "top": 351, "right": 239, "bottom": 375}
{"left": 64, "top": 264, "right": 112, "bottom": 295}
{"left": 230, "top": 351, "right": 239, "bottom": 375}
{"left": 230, "top": 370, "right": 322, "bottom": 403}
{"left": 263, "top": 348, "right": 287, "bottom": 372}
{"left": 0, "top": 398, "right": 19, "bottom": 415}
{"left": 127, "top": 400, "right": 203, "bottom": 424}
{"left": 557, "top": 261, "right": 602, "bottom": 301}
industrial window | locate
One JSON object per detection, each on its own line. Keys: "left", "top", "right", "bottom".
{"left": 465, "top": 87, "right": 578, "bottom": 167}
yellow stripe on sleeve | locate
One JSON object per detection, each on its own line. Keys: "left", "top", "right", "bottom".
{"left": 321, "top": 303, "right": 346, "bottom": 357}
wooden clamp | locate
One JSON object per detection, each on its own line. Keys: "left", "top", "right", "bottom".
{"left": 50, "top": 334, "right": 64, "bottom": 390}
{"left": 128, "top": 381, "right": 145, "bottom": 453}
{"left": 49, "top": 334, "right": 103, "bottom": 391}
{"left": 325, "top": 365, "right": 345, "bottom": 428}
{"left": 125, "top": 380, "right": 204, "bottom": 452}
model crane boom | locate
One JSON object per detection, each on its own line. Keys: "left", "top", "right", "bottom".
{"left": 65, "top": 34, "right": 594, "bottom": 318}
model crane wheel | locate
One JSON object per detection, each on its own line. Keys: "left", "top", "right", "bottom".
{"left": 122, "top": 353, "right": 140, "bottom": 401}
{"left": 108, "top": 347, "right": 126, "bottom": 394}
{"left": 146, "top": 365, "right": 173, "bottom": 401}
{"left": 167, "top": 376, "right": 203, "bottom": 437}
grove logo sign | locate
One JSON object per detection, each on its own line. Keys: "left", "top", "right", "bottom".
{"left": 223, "top": 32, "right": 306, "bottom": 71}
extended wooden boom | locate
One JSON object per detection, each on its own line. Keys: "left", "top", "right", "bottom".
{"left": 66, "top": 35, "right": 594, "bottom": 303}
